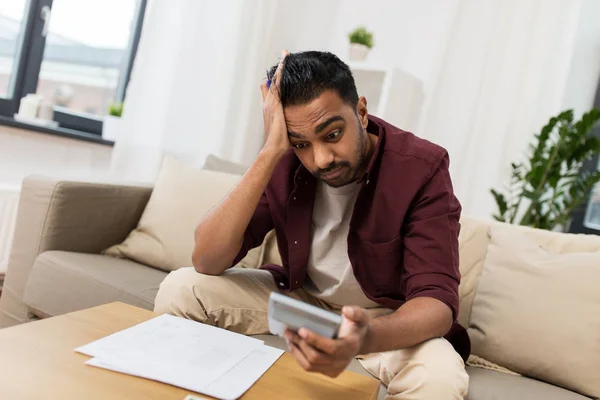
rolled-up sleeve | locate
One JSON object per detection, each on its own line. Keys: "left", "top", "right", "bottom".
{"left": 402, "top": 152, "right": 461, "bottom": 319}
{"left": 230, "top": 192, "right": 274, "bottom": 266}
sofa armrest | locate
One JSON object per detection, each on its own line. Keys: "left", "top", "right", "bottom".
{"left": 0, "top": 176, "right": 152, "bottom": 327}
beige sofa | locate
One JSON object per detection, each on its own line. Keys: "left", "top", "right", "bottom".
{"left": 0, "top": 175, "right": 598, "bottom": 400}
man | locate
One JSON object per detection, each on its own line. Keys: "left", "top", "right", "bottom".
{"left": 155, "top": 50, "right": 470, "bottom": 399}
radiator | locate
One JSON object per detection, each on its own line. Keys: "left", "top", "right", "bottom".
{"left": 0, "top": 185, "right": 20, "bottom": 275}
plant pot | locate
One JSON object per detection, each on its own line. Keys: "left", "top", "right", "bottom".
{"left": 102, "top": 115, "right": 122, "bottom": 142}
{"left": 348, "top": 43, "right": 370, "bottom": 61}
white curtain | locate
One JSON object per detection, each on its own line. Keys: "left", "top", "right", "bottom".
{"left": 418, "top": 0, "right": 586, "bottom": 220}
{"left": 111, "top": 0, "right": 340, "bottom": 182}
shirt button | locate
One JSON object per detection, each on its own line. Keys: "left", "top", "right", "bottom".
{"left": 366, "top": 179, "right": 370, "bottom": 184}
{"left": 293, "top": 196, "right": 296, "bottom": 200}
{"left": 295, "top": 280, "right": 298, "bottom": 284}
{"left": 279, "top": 282, "right": 284, "bottom": 287}
{"left": 294, "top": 240, "right": 298, "bottom": 244}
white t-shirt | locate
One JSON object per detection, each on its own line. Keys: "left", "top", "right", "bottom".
{"left": 303, "top": 180, "right": 380, "bottom": 308}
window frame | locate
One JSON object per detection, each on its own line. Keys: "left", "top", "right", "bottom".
{"left": 0, "top": 0, "right": 48, "bottom": 116}
{"left": 0, "top": 0, "right": 147, "bottom": 144}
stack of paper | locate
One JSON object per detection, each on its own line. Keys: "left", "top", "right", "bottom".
{"left": 76, "top": 314, "right": 284, "bottom": 400}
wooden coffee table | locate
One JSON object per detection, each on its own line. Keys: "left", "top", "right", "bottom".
{"left": 0, "top": 302, "right": 380, "bottom": 399}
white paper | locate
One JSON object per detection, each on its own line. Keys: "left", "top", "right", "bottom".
{"left": 76, "top": 314, "right": 281, "bottom": 398}
{"left": 87, "top": 345, "right": 284, "bottom": 400}
{"left": 202, "top": 345, "right": 284, "bottom": 399}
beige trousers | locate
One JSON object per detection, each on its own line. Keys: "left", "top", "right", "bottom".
{"left": 154, "top": 268, "right": 468, "bottom": 400}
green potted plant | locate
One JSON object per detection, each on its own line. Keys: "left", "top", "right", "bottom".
{"left": 490, "top": 108, "right": 600, "bottom": 231}
{"left": 102, "top": 102, "right": 124, "bottom": 142}
{"left": 348, "top": 27, "right": 374, "bottom": 61}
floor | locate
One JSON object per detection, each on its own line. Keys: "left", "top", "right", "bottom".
{"left": 0, "top": 124, "right": 114, "bottom": 187}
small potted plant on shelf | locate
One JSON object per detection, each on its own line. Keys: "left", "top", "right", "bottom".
{"left": 102, "top": 102, "right": 123, "bottom": 142}
{"left": 348, "top": 26, "right": 374, "bottom": 61}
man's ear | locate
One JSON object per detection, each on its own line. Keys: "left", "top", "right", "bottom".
{"left": 356, "top": 96, "right": 368, "bottom": 129}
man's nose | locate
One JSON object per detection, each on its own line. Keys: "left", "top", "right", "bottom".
{"left": 314, "top": 145, "right": 334, "bottom": 171}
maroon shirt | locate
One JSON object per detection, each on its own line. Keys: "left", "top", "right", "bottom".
{"left": 232, "top": 115, "right": 470, "bottom": 361}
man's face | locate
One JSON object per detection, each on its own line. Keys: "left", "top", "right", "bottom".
{"left": 284, "top": 91, "right": 371, "bottom": 188}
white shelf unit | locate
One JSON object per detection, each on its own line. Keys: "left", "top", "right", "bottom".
{"left": 347, "top": 62, "right": 424, "bottom": 132}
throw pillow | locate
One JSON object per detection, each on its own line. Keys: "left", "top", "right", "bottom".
{"left": 468, "top": 224, "right": 600, "bottom": 398}
{"left": 201, "top": 154, "right": 281, "bottom": 267}
{"left": 203, "top": 154, "right": 249, "bottom": 176}
{"left": 104, "top": 156, "right": 262, "bottom": 272}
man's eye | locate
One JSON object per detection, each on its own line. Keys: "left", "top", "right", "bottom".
{"left": 293, "top": 143, "right": 308, "bottom": 149}
{"left": 326, "top": 130, "right": 341, "bottom": 140}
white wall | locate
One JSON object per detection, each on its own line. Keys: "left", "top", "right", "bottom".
{"left": 0, "top": 127, "right": 112, "bottom": 187}
{"left": 328, "top": 0, "right": 459, "bottom": 96}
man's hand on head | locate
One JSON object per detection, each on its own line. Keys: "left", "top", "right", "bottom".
{"left": 284, "top": 306, "right": 371, "bottom": 378}
{"left": 260, "top": 50, "right": 291, "bottom": 158}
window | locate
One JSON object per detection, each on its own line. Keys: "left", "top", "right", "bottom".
{"left": 0, "top": 0, "right": 146, "bottom": 142}
{"left": 0, "top": 1, "right": 30, "bottom": 105}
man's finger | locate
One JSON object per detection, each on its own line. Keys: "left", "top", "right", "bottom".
{"left": 298, "top": 328, "right": 337, "bottom": 355}
{"left": 260, "top": 81, "right": 268, "bottom": 101}
{"left": 289, "top": 343, "right": 332, "bottom": 375}
{"left": 288, "top": 331, "right": 328, "bottom": 366}
{"left": 288, "top": 342, "right": 311, "bottom": 371}
{"left": 342, "top": 306, "right": 369, "bottom": 325}
{"left": 296, "top": 337, "right": 328, "bottom": 366}
{"left": 270, "top": 49, "right": 288, "bottom": 94}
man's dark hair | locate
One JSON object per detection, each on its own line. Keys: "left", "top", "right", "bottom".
{"left": 268, "top": 51, "right": 358, "bottom": 108}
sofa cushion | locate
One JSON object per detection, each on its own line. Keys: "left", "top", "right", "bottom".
{"left": 104, "top": 156, "right": 263, "bottom": 272}
{"left": 23, "top": 251, "right": 167, "bottom": 316}
{"left": 203, "top": 154, "right": 249, "bottom": 176}
{"left": 465, "top": 366, "right": 591, "bottom": 400}
{"left": 468, "top": 224, "right": 600, "bottom": 398}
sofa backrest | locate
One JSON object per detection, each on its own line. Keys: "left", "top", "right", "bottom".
{"left": 457, "top": 216, "right": 491, "bottom": 327}
{"left": 457, "top": 215, "right": 600, "bottom": 327}
{"left": 465, "top": 219, "right": 600, "bottom": 398}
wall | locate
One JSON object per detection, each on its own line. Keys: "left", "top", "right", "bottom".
{"left": 0, "top": 126, "right": 112, "bottom": 186}
{"left": 328, "top": 0, "right": 459, "bottom": 94}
